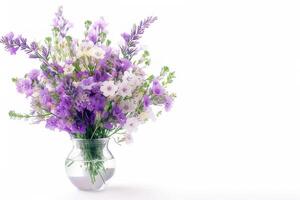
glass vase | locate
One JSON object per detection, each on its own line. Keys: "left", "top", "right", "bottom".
{"left": 65, "top": 138, "right": 115, "bottom": 191}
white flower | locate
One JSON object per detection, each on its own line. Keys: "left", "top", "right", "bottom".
{"left": 100, "top": 81, "right": 118, "bottom": 97}
{"left": 122, "top": 71, "right": 142, "bottom": 90}
{"left": 138, "top": 108, "right": 156, "bottom": 122}
{"left": 118, "top": 82, "right": 132, "bottom": 97}
{"left": 122, "top": 71, "right": 135, "bottom": 83}
{"left": 130, "top": 76, "right": 143, "bottom": 88}
{"left": 124, "top": 117, "right": 140, "bottom": 133}
{"left": 133, "top": 67, "right": 146, "bottom": 78}
{"left": 119, "top": 100, "right": 136, "bottom": 113}
{"left": 91, "top": 46, "right": 105, "bottom": 59}
{"left": 124, "top": 133, "right": 134, "bottom": 144}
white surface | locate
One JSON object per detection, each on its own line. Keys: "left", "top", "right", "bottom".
{"left": 1, "top": 0, "right": 300, "bottom": 199}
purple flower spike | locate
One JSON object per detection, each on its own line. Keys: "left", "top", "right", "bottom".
{"left": 120, "top": 16, "right": 157, "bottom": 60}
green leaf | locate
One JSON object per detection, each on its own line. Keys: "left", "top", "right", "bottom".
{"left": 156, "top": 111, "right": 162, "bottom": 117}
{"left": 45, "top": 37, "right": 52, "bottom": 44}
{"left": 106, "top": 39, "right": 111, "bottom": 46}
{"left": 65, "top": 36, "right": 72, "bottom": 42}
{"left": 84, "top": 20, "right": 92, "bottom": 29}
{"left": 11, "top": 77, "right": 18, "bottom": 83}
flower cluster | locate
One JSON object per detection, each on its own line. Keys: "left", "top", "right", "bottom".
{"left": 1, "top": 7, "right": 176, "bottom": 142}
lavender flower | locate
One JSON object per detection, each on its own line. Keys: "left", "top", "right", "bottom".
{"left": 120, "top": 16, "right": 157, "bottom": 60}
{"left": 52, "top": 6, "right": 73, "bottom": 38}
{"left": 0, "top": 32, "right": 49, "bottom": 65}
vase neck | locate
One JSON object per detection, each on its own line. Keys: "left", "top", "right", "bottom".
{"left": 72, "top": 138, "right": 109, "bottom": 148}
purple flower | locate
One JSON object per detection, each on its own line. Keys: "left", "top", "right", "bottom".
{"left": 89, "top": 95, "right": 105, "bottom": 111}
{"left": 8, "top": 47, "right": 18, "bottom": 55}
{"left": 104, "top": 122, "right": 113, "bottom": 130}
{"left": 86, "top": 18, "right": 107, "bottom": 44}
{"left": 39, "top": 88, "right": 52, "bottom": 109}
{"left": 116, "top": 58, "right": 132, "bottom": 72}
{"left": 16, "top": 79, "right": 33, "bottom": 96}
{"left": 52, "top": 6, "right": 73, "bottom": 38}
{"left": 120, "top": 16, "right": 157, "bottom": 60}
{"left": 143, "top": 95, "right": 151, "bottom": 108}
{"left": 112, "top": 105, "right": 126, "bottom": 125}
{"left": 46, "top": 116, "right": 58, "bottom": 130}
{"left": 6, "top": 32, "right": 14, "bottom": 40}
{"left": 28, "top": 69, "right": 40, "bottom": 80}
{"left": 52, "top": 63, "right": 64, "bottom": 74}
{"left": 93, "top": 70, "right": 109, "bottom": 82}
{"left": 164, "top": 96, "right": 173, "bottom": 112}
{"left": 71, "top": 121, "right": 86, "bottom": 134}
{"left": 121, "top": 32, "right": 130, "bottom": 42}
{"left": 55, "top": 95, "right": 72, "bottom": 118}
{"left": 152, "top": 81, "right": 164, "bottom": 96}
{"left": 81, "top": 77, "right": 94, "bottom": 86}
{"left": 92, "top": 18, "right": 107, "bottom": 31}
{"left": 87, "top": 30, "right": 97, "bottom": 44}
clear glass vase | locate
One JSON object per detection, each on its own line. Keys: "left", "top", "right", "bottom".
{"left": 65, "top": 138, "right": 115, "bottom": 191}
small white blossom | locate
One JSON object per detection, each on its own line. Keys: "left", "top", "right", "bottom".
{"left": 130, "top": 76, "right": 143, "bottom": 88}
{"left": 122, "top": 71, "right": 143, "bottom": 90}
{"left": 91, "top": 46, "right": 105, "bottom": 59}
{"left": 122, "top": 71, "right": 135, "bottom": 83}
{"left": 100, "top": 81, "right": 118, "bottom": 97}
{"left": 118, "top": 82, "right": 132, "bottom": 97}
{"left": 124, "top": 117, "right": 140, "bottom": 133}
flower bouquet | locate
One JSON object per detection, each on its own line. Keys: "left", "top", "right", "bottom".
{"left": 1, "top": 7, "right": 176, "bottom": 191}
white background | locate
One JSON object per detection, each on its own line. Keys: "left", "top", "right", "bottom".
{"left": 0, "top": 0, "right": 300, "bottom": 199}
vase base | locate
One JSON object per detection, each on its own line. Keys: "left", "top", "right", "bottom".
{"left": 68, "top": 168, "right": 115, "bottom": 191}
